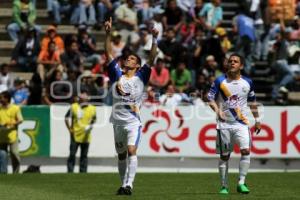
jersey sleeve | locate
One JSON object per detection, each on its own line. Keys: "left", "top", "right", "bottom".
{"left": 135, "top": 64, "right": 151, "bottom": 85}
{"left": 108, "top": 58, "right": 122, "bottom": 83}
{"left": 247, "top": 80, "right": 256, "bottom": 102}
{"left": 207, "top": 79, "right": 220, "bottom": 101}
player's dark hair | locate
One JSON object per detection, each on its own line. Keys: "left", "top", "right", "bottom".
{"left": 229, "top": 53, "right": 245, "bottom": 66}
{"left": 128, "top": 53, "right": 142, "bottom": 66}
{"left": 1, "top": 91, "right": 11, "bottom": 102}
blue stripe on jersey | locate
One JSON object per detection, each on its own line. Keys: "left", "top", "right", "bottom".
{"left": 242, "top": 75, "right": 256, "bottom": 102}
{"left": 135, "top": 126, "right": 142, "bottom": 146}
{"left": 108, "top": 59, "right": 122, "bottom": 83}
{"left": 207, "top": 75, "right": 226, "bottom": 101}
{"left": 135, "top": 64, "right": 151, "bottom": 85}
{"left": 124, "top": 105, "right": 141, "bottom": 122}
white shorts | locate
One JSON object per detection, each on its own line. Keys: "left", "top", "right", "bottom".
{"left": 216, "top": 125, "right": 251, "bottom": 155}
{"left": 113, "top": 124, "right": 142, "bottom": 154}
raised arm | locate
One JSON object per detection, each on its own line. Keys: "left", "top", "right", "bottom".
{"left": 147, "top": 28, "right": 159, "bottom": 66}
{"left": 104, "top": 17, "right": 114, "bottom": 62}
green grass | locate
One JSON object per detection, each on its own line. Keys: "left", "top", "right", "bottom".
{"left": 0, "top": 173, "right": 300, "bottom": 200}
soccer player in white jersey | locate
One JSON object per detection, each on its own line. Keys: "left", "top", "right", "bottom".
{"left": 104, "top": 17, "right": 158, "bottom": 195}
{"left": 207, "top": 53, "right": 261, "bottom": 195}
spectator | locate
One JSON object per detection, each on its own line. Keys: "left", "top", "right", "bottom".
{"left": 61, "top": 40, "right": 84, "bottom": 73}
{"left": 170, "top": 61, "right": 192, "bottom": 92}
{"left": 0, "top": 64, "right": 13, "bottom": 93}
{"left": 162, "top": 0, "right": 184, "bottom": 32}
{"left": 48, "top": 0, "right": 74, "bottom": 25}
{"left": 159, "top": 83, "right": 189, "bottom": 106}
{"left": 115, "top": 0, "right": 139, "bottom": 44}
{"left": 215, "top": 27, "right": 232, "bottom": 54}
{"left": 199, "top": 55, "right": 222, "bottom": 78}
{"left": 189, "top": 0, "right": 203, "bottom": 25}
{"left": 135, "top": 24, "right": 153, "bottom": 63}
{"left": 79, "top": 70, "right": 98, "bottom": 101}
{"left": 233, "top": 8, "right": 255, "bottom": 75}
{"left": 143, "top": 86, "right": 160, "bottom": 106}
{"left": 194, "top": 73, "right": 210, "bottom": 100}
{"left": 43, "top": 70, "right": 70, "bottom": 104}
{"left": 149, "top": 58, "right": 170, "bottom": 91}
{"left": 96, "top": 0, "right": 113, "bottom": 27}
{"left": 11, "top": 78, "right": 30, "bottom": 105}
{"left": 66, "top": 70, "right": 79, "bottom": 98}
{"left": 11, "top": 27, "right": 40, "bottom": 72}
{"left": 28, "top": 73, "right": 43, "bottom": 105}
{"left": 150, "top": 6, "right": 164, "bottom": 41}
{"left": 0, "top": 91, "right": 23, "bottom": 173}
{"left": 110, "top": 31, "right": 126, "bottom": 58}
{"left": 158, "top": 28, "right": 184, "bottom": 67}
{"left": 179, "top": 21, "right": 197, "bottom": 47}
{"left": 65, "top": 91, "right": 96, "bottom": 173}
{"left": 41, "top": 25, "right": 65, "bottom": 54}
{"left": 37, "top": 41, "right": 63, "bottom": 82}
{"left": 191, "top": 28, "right": 205, "bottom": 69}
{"left": 199, "top": 0, "right": 222, "bottom": 34}
{"left": 137, "top": 0, "right": 154, "bottom": 25}
{"left": 271, "top": 18, "right": 300, "bottom": 104}
{"left": 7, "top": 0, "right": 41, "bottom": 43}
{"left": 77, "top": 25, "right": 101, "bottom": 68}
{"left": 78, "top": 0, "right": 97, "bottom": 26}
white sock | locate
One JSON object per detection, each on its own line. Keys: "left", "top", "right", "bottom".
{"left": 118, "top": 159, "right": 127, "bottom": 187}
{"left": 126, "top": 155, "right": 138, "bottom": 188}
{"left": 218, "top": 159, "right": 228, "bottom": 188}
{"left": 239, "top": 155, "right": 250, "bottom": 185}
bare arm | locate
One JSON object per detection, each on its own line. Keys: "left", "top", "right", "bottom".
{"left": 147, "top": 28, "right": 159, "bottom": 66}
{"left": 249, "top": 101, "right": 261, "bottom": 134}
{"left": 104, "top": 17, "right": 114, "bottom": 62}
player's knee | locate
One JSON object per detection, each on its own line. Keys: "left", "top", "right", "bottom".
{"left": 220, "top": 154, "right": 230, "bottom": 161}
{"left": 118, "top": 151, "right": 127, "bottom": 160}
{"left": 240, "top": 149, "right": 250, "bottom": 155}
{"left": 127, "top": 145, "right": 137, "bottom": 156}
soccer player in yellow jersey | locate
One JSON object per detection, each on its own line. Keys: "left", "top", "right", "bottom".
{"left": 0, "top": 91, "right": 23, "bottom": 173}
{"left": 65, "top": 91, "right": 96, "bottom": 173}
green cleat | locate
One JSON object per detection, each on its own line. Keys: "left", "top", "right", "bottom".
{"left": 237, "top": 184, "right": 250, "bottom": 194}
{"left": 219, "top": 187, "right": 229, "bottom": 195}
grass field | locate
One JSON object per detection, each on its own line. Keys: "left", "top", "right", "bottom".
{"left": 0, "top": 173, "right": 300, "bottom": 200}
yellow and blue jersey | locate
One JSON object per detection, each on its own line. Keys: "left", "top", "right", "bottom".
{"left": 207, "top": 75, "right": 256, "bottom": 129}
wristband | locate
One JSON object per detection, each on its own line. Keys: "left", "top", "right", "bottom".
{"left": 152, "top": 37, "right": 158, "bottom": 45}
{"left": 255, "top": 118, "right": 261, "bottom": 123}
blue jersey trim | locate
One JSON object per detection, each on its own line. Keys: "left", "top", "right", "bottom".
{"left": 135, "top": 126, "right": 142, "bottom": 146}
{"left": 135, "top": 64, "right": 151, "bottom": 85}
{"left": 108, "top": 59, "right": 122, "bottom": 83}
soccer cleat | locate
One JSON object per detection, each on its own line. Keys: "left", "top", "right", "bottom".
{"left": 123, "top": 186, "right": 132, "bottom": 195}
{"left": 116, "top": 187, "right": 125, "bottom": 195}
{"left": 219, "top": 187, "right": 229, "bottom": 195}
{"left": 237, "top": 184, "right": 250, "bottom": 194}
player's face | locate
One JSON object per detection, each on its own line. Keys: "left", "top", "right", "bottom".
{"left": 227, "top": 56, "right": 243, "bottom": 73}
{"left": 124, "top": 55, "right": 140, "bottom": 70}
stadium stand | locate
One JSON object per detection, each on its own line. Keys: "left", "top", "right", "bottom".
{"left": 0, "top": 0, "right": 300, "bottom": 105}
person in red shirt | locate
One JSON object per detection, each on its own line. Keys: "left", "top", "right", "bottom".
{"left": 37, "top": 41, "right": 63, "bottom": 82}
{"left": 149, "top": 58, "right": 170, "bottom": 91}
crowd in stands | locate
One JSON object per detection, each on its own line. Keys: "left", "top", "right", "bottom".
{"left": 2, "top": 0, "right": 300, "bottom": 106}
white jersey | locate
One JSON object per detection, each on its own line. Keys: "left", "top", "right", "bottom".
{"left": 207, "top": 75, "right": 256, "bottom": 129}
{"left": 108, "top": 59, "right": 151, "bottom": 126}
